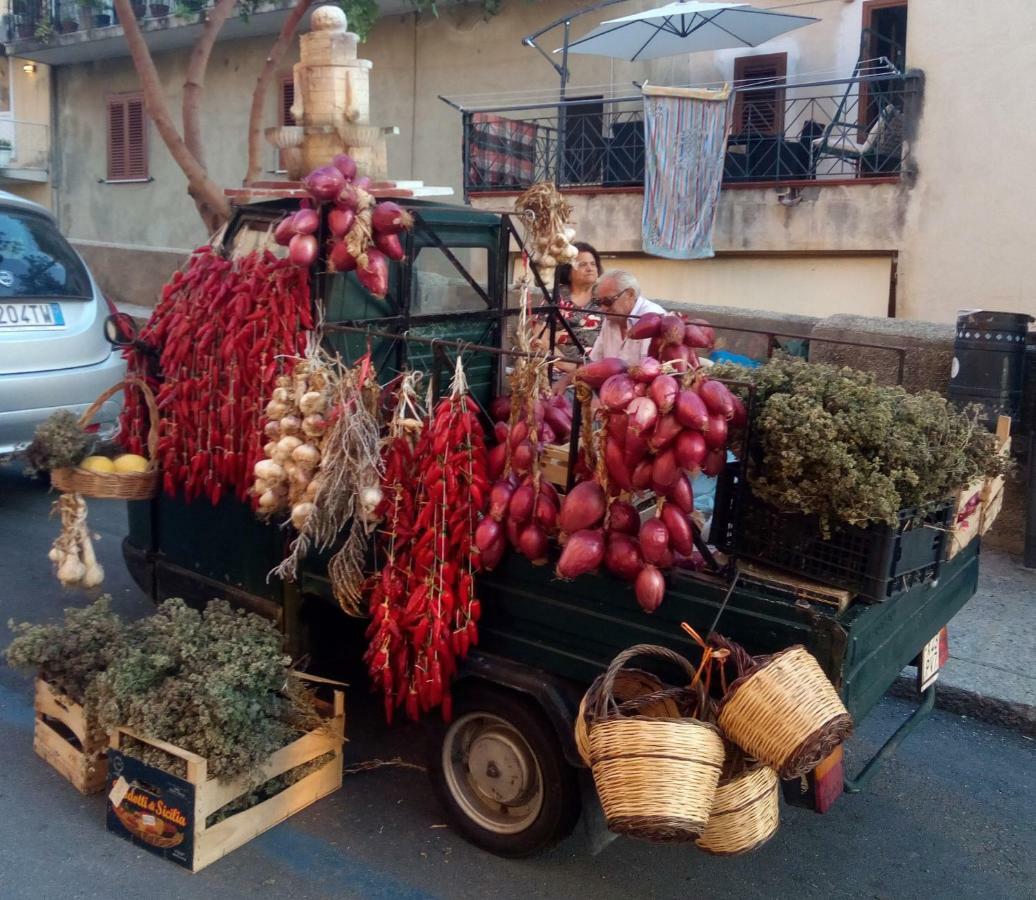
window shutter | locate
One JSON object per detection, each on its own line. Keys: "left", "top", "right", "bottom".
{"left": 281, "top": 77, "right": 295, "bottom": 126}
{"left": 107, "top": 93, "right": 148, "bottom": 181}
{"left": 733, "top": 53, "right": 787, "bottom": 136}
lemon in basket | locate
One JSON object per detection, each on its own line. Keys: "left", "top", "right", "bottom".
{"left": 113, "top": 454, "right": 149, "bottom": 474}
{"left": 81, "top": 456, "right": 115, "bottom": 474}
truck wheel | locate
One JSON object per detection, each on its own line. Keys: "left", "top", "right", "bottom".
{"left": 429, "top": 684, "right": 580, "bottom": 857}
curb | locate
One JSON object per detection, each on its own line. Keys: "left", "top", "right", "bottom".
{"left": 890, "top": 676, "right": 1036, "bottom": 738}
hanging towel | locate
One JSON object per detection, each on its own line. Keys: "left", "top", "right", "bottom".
{"left": 642, "top": 84, "right": 732, "bottom": 260}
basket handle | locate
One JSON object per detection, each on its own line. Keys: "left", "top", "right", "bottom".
{"left": 591, "top": 644, "right": 698, "bottom": 722}
{"left": 77, "top": 378, "right": 160, "bottom": 465}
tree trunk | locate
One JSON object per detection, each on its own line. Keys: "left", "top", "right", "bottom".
{"left": 244, "top": 0, "right": 314, "bottom": 186}
{"left": 182, "top": 0, "right": 238, "bottom": 172}
{"left": 111, "top": 0, "right": 231, "bottom": 231}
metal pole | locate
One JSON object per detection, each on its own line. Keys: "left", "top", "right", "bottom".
{"left": 555, "top": 19, "right": 571, "bottom": 185}
{"left": 1026, "top": 429, "right": 1036, "bottom": 568}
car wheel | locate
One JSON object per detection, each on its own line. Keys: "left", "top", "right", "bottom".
{"left": 429, "top": 684, "right": 580, "bottom": 858}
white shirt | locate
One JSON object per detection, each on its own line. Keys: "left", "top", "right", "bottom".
{"left": 589, "top": 295, "right": 667, "bottom": 366}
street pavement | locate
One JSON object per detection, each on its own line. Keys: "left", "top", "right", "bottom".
{"left": 1, "top": 462, "right": 1034, "bottom": 899}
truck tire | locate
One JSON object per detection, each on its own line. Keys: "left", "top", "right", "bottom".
{"left": 428, "top": 683, "right": 581, "bottom": 857}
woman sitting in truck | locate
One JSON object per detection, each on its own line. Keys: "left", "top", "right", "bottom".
{"left": 530, "top": 242, "right": 603, "bottom": 368}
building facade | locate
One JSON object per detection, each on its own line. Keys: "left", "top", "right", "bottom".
{"left": 4, "top": 0, "right": 1034, "bottom": 322}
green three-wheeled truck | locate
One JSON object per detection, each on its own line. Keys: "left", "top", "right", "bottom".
{"left": 117, "top": 196, "right": 978, "bottom": 857}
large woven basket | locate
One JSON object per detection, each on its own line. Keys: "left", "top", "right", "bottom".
{"left": 716, "top": 643, "right": 853, "bottom": 780}
{"left": 696, "top": 747, "right": 780, "bottom": 856}
{"left": 51, "top": 378, "right": 159, "bottom": 500}
{"left": 588, "top": 644, "right": 725, "bottom": 843}
{"left": 575, "top": 668, "right": 682, "bottom": 766}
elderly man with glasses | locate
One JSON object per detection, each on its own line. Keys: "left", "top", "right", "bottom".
{"left": 587, "top": 270, "right": 666, "bottom": 366}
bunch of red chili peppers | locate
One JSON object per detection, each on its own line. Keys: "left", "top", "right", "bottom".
{"left": 365, "top": 363, "right": 490, "bottom": 722}
{"left": 120, "top": 247, "right": 313, "bottom": 505}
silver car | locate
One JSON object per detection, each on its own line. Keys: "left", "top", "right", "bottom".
{"left": 0, "top": 191, "right": 125, "bottom": 459}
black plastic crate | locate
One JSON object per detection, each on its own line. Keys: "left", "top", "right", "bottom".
{"left": 713, "top": 468, "right": 954, "bottom": 601}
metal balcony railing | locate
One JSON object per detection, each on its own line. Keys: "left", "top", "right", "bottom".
{"left": 450, "top": 68, "right": 920, "bottom": 198}
{"left": 2, "top": 0, "right": 238, "bottom": 41}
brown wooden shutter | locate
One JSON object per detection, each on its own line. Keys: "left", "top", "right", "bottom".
{"left": 733, "top": 53, "right": 787, "bottom": 136}
{"left": 281, "top": 77, "right": 295, "bottom": 126}
{"left": 107, "top": 93, "right": 148, "bottom": 181}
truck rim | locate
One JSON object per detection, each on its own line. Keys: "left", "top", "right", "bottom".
{"left": 442, "top": 711, "right": 544, "bottom": 834}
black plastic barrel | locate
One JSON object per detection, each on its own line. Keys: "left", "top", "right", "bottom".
{"left": 948, "top": 310, "right": 1033, "bottom": 428}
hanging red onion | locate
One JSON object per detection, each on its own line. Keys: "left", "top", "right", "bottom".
{"left": 647, "top": 413, "right": 683, "bottom": 452}
{"left": 626, "top": 396, "right": 659, "bottom": 436}
{"left": 605, "top": 532, "right": 644, "bottom": 582}
{"left": 480, "top": 536, "right": 506, "bottom": 572}
{"left": 371, "top": 201, "right": 415, "bottom": 235}
{"left": 354, "top": 175, "right": 372, "bottom": 191}
{"left": 303, "top": 165, "right": 346, "bottom": 202}
{"left": 508, "top": 483, "right": 535, "bottom": 523}
{"left": 329, "top": 241, "right": 358, "bottom": 273}
{"left": 357, "top": 248, "right": 390, "bottom": 297}
{"left": 639, "top": 518, "right": 672, "bottom": 567}
{"left": 628, "top": 312, "right": 663, "bottom": 340}
{"left": 675, "top": 429, "right": 708, "bottom": 470}
{"left": 505, "top": 515, "right": 522, "bottom": 549}
{"left": 327, "top": 206, "right": 356, "bottom": 238}
{"left": 606, "top": 412, "right": 629, "bottom": 443}
{"left": 493, "top": 421, "right": 509, "bottom": 444}
{"left": 650, "top": 451, "right": 678, "bottom": 495}
{"left": 701, "top": 448, "right": 726, "bottom": 477}
{"left": 544, "top": 405, "right": 571, "bottom": 441}
{"left": 375, "top": 231, "right": 405, "bottom": 262}
{"left": 540, "top": 479, "right": 560, "bottom": 507}
{"left": 689, "top": 318, "right": 716, "bottom": 346}
{"left": 489, "top": 480, "right": 515, "bottom": 521}
{"left": 729, "top": 395, "right": 748, "bottom": 430}
{"left": 533, "top": 399, "right": 546, "bottom": 424}
{"left": 667, "top": 474, "right": 695, "bottom": 514}
{"left": 332, "top": 153, "right": 357, "bottom": 182}
{"left": 648, "top": 337, "right": 664, "bottom": 359}
{"left": 292, "top": 207, "right": 320, "bottom": 235}
{"left": 683, "top": 322, "right": 713, "bottom": 349}
{"left": 490, "top": 396, "right": 511, "bottom": 422}
{"left": 627, "top": 458, "right": 650, "bottom": 491}
{"left": 607, "top": 500, "right": 641, "bottom": 536}
{"left": 534, "top": 494, "right": 559, "bottom": 532}
{"left": 518, "top": 523, "right": 550, "bottom": 565}
{"left": 704, "top": 414, "right": 728, "bottom": 451}
{"left": 288, "top": 233, "right": 318, "bottom": 267}
{"left": 635, "top": 566, "right": 666, "bottom": 613}
{"left": 623, "top": 431, "right": 649, "bottom": 469}
{"left": 674, "top": 389, "right": 709, "bottom": 431}
{"left": 698, "top": 379, "right": 736, "bottom": 419}
{"left": 475, "top": 516, "right": 503, "bottom": 552}
{"left": 555, "top": 529, "right": 605, "bottom": 579}
{"left": 559, "top": 480, "right": 607, "bottom": 533}
{"left": 660, "top": 344, "right": 692, "bottom": 369}
{"left": 511, "top": 440, "right": 534, "bottom": 474}
{"left": 509, "top": 420, "right": 529, "bottom": 448}
{"left": 604, "top": 436, "right": 633, "bottom": 491}
{"left": 659, "top": 314, "right": 686, "bottom": 346}
{"left": 541, "top": 422, "right": 557, "bottom": 444}
{"left": 273, "top": 215, "right": 296, "bottom": 246}
{"left": 661, "top": 503, "right": 695, "bottom": 556}
{"left": 487, "top": 443, "right": 507, "bottom": 479}
{"left": 649, "top": 374, "right": 679, "bottom": 414}
{"left": 600, "top": 373, "right": 637, "bottom": 412}
{"left": 574, "top": 357, "right": 628, "bottom": 390}
{"left": 629, "top": 356, "right": 662, "bottom": 384}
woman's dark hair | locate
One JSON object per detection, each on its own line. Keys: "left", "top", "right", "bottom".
{"left": 556, "top": 241, "right": 602, "bottom": 288}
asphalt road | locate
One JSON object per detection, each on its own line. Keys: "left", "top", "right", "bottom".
{"left": 1, "top": 463, "right": 1034, "bottom": 900}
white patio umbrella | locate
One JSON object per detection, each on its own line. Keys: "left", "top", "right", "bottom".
{"left": 561, "top": 1, "right": 818, "bottom": 62}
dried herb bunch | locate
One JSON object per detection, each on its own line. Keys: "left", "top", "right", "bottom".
{"left": 5, "top": 596, "right": 126, "bottom": 704}
{"left": 24, "top": 409, "right": 91, "bottom": 475}
{"left": 93, "top": 598, "right": 323, "bottom": 783}
{"left": 711, "top": 357, "right": 1009, "bottom": 530}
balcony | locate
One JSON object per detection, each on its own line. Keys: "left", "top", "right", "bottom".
{"left": 453, "top": 69, "right": 921, "bottom": 200}
{"left": 0, "top": 119, "right": 50, "bottom": 181}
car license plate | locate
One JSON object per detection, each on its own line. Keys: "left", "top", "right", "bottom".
{"left": 0, "top": 301, "right": 65, "bottom": 329}
{"left": 918, "top": 630, "right": 946, "bottom": 692}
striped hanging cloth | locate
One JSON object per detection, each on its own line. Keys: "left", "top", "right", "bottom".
{"left": 642, "top": 84, "right": 733, "bottom": 260}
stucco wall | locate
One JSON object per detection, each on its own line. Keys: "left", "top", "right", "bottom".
{"left": 2, "top": 57, "right": 53, "bottom": 209}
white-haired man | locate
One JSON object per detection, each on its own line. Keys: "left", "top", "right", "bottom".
{"left": 587, "top": 269, "right": 666, "bottom": 366}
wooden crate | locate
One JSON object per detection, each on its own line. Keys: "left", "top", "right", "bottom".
{"left": 34, "top": 677, "right": 108, "bottom": 795}
{"left": 980, "top": 416, "right": 1011, "bottom": 536}
{"left": 540, "top": 443, "right": 570, "bottom": 488}
{"left": 947, "top": 478, "right": 985, "bottom": 560}
{"left": 106, "top": 683, "right": 345, "bottom": 872}
{"left": 737, "top": 561, "right": 852, "bottom": 614}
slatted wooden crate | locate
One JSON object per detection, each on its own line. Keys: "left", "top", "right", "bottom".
{"left": 949, "top": 416, "right": 1011, "bottom": 556}
{"left": 980, "top": 416, "right": 1011, "bottom": 536}
{"left": 540, "top": 442, "right": 570, "bottom": 487}
{"left": 34, "top": 677, "right": 108, "bottom": 795}
{"left": 106, "top": 681, "right": 345, "bottom": 872}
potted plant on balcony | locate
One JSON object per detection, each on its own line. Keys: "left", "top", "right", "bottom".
{"left": 33, "top": 13, "right": 54, "bottom": 42}
{"left": 131, "top": 0, "right": 147, "bottom": 17}
{"left": 0, "top": 139, "right": 12, "bottom": 167}
{"left": 60, "top": 14, "right": 79, "bottom": 32}
{"left": 149, "top": 0, "right": 170, "bottom": 16}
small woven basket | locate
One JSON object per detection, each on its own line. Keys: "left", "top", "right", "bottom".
{"left": 51, "top": 378, "right": 160, "bottom": 500}
{"left": 716, "top": 642, "right": 853, "bottom": 780}
{"left": 575, "top": 668, "right": 682, "bottom": 766}
{"left": 696, "top": 747, "right": 780, "bottom": 856}
{"left": 587, "top": 644, "right": 725, "bottom": 843}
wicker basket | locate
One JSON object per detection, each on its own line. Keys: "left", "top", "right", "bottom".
{"left": 716, "top": 643, "right": 853, "bottom": 780}
{"left": 587, "top": 644, "right": 725, "bottom": 843}
{"left": 51, "top": 378, "right": 159, "bottom": 500}
{"left": 575, "top": 669, "right": 683, "bottom": 766}
{"left": 696, "top": 747, "right": 780, "bottom": 856}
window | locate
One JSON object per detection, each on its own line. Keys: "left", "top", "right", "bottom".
{"left": 107, "top": 93, "right": 147, "bottom": 181}
{"left": 411, "top": 245, "right": 490, "bottom": 315}
{"left": 733, "top": 53, "right": 787, "bottom": 136}
{"left": 0, "top": 210, "right": 92, "bottom": 298}
{"left": 278, "top": 76, "right": 295, "bottom": 172}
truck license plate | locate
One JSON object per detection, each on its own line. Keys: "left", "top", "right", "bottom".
{"left": 918, "top": 631, "right": 944, "bottom": 692}
{"left": 0, "top": 301, "right": 65, "bottom": 329}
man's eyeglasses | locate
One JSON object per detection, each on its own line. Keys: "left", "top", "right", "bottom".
{"left": 596, "top": 288, "right": 630, "bottom": 308}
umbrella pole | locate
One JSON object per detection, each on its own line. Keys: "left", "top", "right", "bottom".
{"left": 556, "top": 19, "right": 570, "bottom": 186}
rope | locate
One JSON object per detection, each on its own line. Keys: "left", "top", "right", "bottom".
{"left": 343, "top": 757, "right": 427, "bottom": 776}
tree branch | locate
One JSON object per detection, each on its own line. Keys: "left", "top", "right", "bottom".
{"left": 183, "top": 0, "right": 238, "bottom": 172}
{"left": 111, "top": 0, "right": 231, "bottom": 230}
{"left": 244, "top": 0, "right": 314, "bottom": 186}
